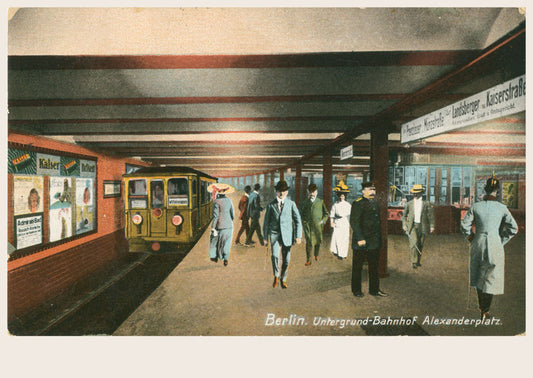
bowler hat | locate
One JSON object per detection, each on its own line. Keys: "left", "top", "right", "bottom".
{"left": 275, "top": 180, "right": 290, "bottom": 192}
{"left": 307, "top": 183, "right": 317, "bottom": 192}
{"left": 361, "top": 181, "right": 376, "bottom": 190}
{"left": 410, "top": 184, "right": 424, "bottom": 194}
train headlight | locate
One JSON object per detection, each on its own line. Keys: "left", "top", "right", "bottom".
{"left": 172, "top": 214, "right": 183, "bottom": 226}
{"left": 152, "top": 208, "right": 163, "bottom": 218}
{"left": 132, "top": 213, "right": 143, "bottom": 225}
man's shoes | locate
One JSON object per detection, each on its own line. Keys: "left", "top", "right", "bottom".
{"left": 417, "top": 262, "right": 422, "bottom": 267}
{"left": 481, "top": 311, "right": 491, "bottom": 320}
{"left": 281, "top": 280, "right": 288, "bottom": 289}
{"left": 305, "top": 261, "right": 311, "bottom": 266}
{"left": 315, "top": 256, "right": 319, "bottom": 261}
{"left": 235, "top": 241, "right": 241, "bottom": 245}
{"left": 273, "top": 277, "right": 279, "bottom": 288}
{"left": 210, "top": 257, "right": 218, "bottom": 263}
{"left": 412, "top": 263, "right": 418, "bottom": 269}
{"left": 353, "top": 292, "right": 364, "bottom": 297}
{"left": 369, "top": 290, "right": 389, "bottom": 297}
{"left": 223, "top": 260, "right": 228, "bottom": 266}
{"left": 244, "top": 243, "right": 254, "bottom": 248}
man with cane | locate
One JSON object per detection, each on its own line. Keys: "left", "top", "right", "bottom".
{"left": 401, "top": 184, "right": 435, "bottom": 269}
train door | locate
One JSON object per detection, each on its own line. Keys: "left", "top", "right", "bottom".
{"left": 127, "top": 178, "right": 149, "bottom": 237}
{"left": 166, "top": 177, "right": 189, "bottom": 238}
{"left": 150, "top": 179, "right": 166, "bottom": 236}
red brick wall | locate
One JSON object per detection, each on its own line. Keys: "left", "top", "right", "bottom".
{"left": 7, "top": 131, "right": 150, "bottom": 321}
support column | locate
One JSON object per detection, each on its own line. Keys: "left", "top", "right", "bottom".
{"left": 323, "top": 150, "right": 332, "bottom": 234}
{"left": 371, "top": 128, "right": 389, "bottom": 278}
{"left": 269, "top": 171, "right": 274, "bottom": 189}
{"left": 279, "top": 168, "right": 285, "bottom": 181}
{"left": 295, "top": 162, "right": 302, "bottom": 206}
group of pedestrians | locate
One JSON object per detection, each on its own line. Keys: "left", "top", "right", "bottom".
{"left": 208, "top": 175, "right": 518, "bottom": 318}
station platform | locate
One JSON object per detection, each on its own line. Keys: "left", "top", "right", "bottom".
{"left": 114, "top": 193, "right": 525, "bottom": 336}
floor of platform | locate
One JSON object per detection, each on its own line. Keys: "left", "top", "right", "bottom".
{"left": 114, "top": 193, "right": 525, "bottom": 336}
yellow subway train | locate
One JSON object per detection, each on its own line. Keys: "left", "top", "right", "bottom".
{"left": 123, "top": 167, "right": 217, "bottom": 253}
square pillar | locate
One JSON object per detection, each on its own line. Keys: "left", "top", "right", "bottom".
{"left": 371, "top": 128, "right": 389, "bottom": 278}
{"left": 323, "top": 150, "right": 332, "bottom": 234}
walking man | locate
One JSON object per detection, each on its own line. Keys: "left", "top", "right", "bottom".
{"left": 350, "top": 181, "right": 388, "bottom": 298}
{"left": 300, "top": 183, "right": 329, "bottom": 266}
{"left": 401, "top": 184, "right": 435, "bottom": 269}
{"left": 245, "top": 183, "right": 264, "bottom": 246}
{"left": 263, "top": 180, "right": 302, "bottom": 289}
{"left": 234, "top": 185, "right": 251, "bottom": 245}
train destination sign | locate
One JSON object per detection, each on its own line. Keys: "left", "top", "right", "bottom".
{"left": 401, "top": 75, "right": 525, "bottom": 143}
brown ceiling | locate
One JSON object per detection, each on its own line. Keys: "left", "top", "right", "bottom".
{"left": 7, "top": 8, "right": 526, "bottom": 178}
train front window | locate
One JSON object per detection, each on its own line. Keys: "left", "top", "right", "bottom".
{"left": 151, "top": 180, "right": 165, "bottom": 208}
{"left": 128, "top": 179, "right": 147, "bottom": 208}
{"left": 168, "top": 178, "right": 189, "bottom": 206}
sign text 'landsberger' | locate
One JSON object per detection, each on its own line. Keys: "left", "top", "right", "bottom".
{"left": 401, "top": 75, "right": 525, "bottom": 143}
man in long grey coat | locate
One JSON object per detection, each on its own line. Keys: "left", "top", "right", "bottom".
{"left": 209, "top": 184, "right": 235, "bottom": 266}
{"left": 402, "top": 184, "right": 435, "bottom": 269}
{"left": 461, "top": 175, "right": 518, "bottom": 320}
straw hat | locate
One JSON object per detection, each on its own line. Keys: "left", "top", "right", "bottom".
{"left": 410, "top": 184, "right": 424, "bottom": 194}
{"left": 333, "top": 180, "right": 350, "bottom": 194}
{"left": 207, "top": 183, "right": 235, "bottom": 194}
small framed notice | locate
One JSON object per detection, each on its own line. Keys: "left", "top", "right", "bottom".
{"left": 103, "top": 180, "right": 121, "bottom": 198}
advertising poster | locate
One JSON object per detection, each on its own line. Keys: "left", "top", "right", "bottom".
{"left": 15, "top": 214, "right": 43, "bottom": 249}
{"left": 502, "top": 181, "right": 518, "bottom": 209}
{"left": 13, "top": 175, "right": 44, "bottom": 216}
{"left": 49, "top": 176, "right": 73, "bottom": 242}
{"left": 76, "top": 178, "right": 95, "bottom": 234}
{"left": 8, "top": 148, "right": 36, "bottom": 174}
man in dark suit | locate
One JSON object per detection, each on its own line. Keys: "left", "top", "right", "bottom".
{"left": 234, "top": 185, "right": 252, "bottom": 245}
{"left": 245, "top": 183, "right": 264, "bottom": 246}
{"left": 263, "top": 180, "right": 302, "bottom": 289}
{"left": 300, "top": 183, "right": 329, "bottom": 265}
{"left": 349, "top": 181, "right": 388, "bottom": 298}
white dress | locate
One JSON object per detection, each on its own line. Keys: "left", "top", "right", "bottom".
{"left": 329, "top": 200, "right": 352, "bottom": 258}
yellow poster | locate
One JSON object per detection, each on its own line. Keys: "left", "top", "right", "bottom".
{"left": 502, "top": 181, "right": 518, "bottom": 209}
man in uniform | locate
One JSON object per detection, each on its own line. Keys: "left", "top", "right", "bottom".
{"left": 401, "top": 184, "right": 435, "bottom": 269}
{"left": 350, "top": 181, "right": 388, "bottom": 298}
{"left": 300, "top": 183, "right": 329, "bottom": 266}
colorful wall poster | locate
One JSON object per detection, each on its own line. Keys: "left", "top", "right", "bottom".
{"left": 15, "top": 214, "right": 43, "bottom": 249}
{"left": 8, "top": 149, "right": 37, "bottom": 174}
{"left": 75, "top": 178, "right": 95, "bottom": 234}
{"left": 49, "top": 176, "right": 73, "bottom": 242}
{"left": 502, "top": 181, "right": 518, "bottom": 209}
{"left": 13, "top": 175, "right": 44, "bottom": 216}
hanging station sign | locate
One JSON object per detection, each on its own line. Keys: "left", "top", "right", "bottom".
{"left": 401, "top": 75, "right": 526, "bottom": 143}
{"left": 340, "top": 145, "right": 353, "bottom": 160}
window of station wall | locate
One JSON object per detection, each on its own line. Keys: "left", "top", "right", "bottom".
{"left": 8, "top": 144, "right": 97, "bottom": 260}
{"left": 388, "top": 165, "right": 520, "bottom": 209}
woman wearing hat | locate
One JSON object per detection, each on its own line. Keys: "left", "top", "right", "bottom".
{"left": 329, "top": 181, "right": 351, "bottom": 259}
{"left": 461, "top": 174, "right": 518, "bottom": 320}
{"left": 208, "top": 183, "right": 235, "bottom": 266}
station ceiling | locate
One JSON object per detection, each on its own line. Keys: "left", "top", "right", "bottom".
{"left": 8, "top": 8, "right": 526, "bottom": 178}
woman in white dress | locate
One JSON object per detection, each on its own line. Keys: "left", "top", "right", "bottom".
{"left": 330, "top": 181, "right": 352, "bottom": 259}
